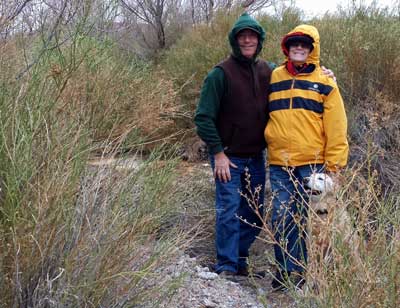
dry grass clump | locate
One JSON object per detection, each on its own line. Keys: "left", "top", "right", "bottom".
{"left": 160, "top": 10, "right": 235, "bottom": 119}
{"left": 0, "top": 136, "right": 193, "bottom": 307}
{"left": 42, "top": 38, "right": 150, "bottom": 144}
{"left": 349, "top": 90, "right": 400, "bottom": 191}
{"left": 251, "top": 162, "right": 399, "bottom": 307}
{"left": 297, "top": 165, "right": 400, "bottom": 307}
{"left": 49, "top": 40, "right": 186, "bottom": 153}
{"left": 131, "top": 69, "right": 183, "bottom": 149}
{"left": 0, "top": 40, "right": 21, "bottom": 79}
{"left": 162, "top": 10, "right": 233, "bottom": 85}
{"left": 5, "top": 35, "right": 184, "bottom": 155}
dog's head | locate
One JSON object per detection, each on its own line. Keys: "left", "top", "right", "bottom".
{"left": 304, "top": 173, "right": 335, "bottom": 194}
{"left": 304, "top": 173, "right": 336, "bottom": 214}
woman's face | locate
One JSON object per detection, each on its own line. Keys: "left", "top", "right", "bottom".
{"left": 288, "top": 42, "right": 311, "bottom": 65}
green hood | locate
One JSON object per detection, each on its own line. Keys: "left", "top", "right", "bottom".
{"left": 228, "top": 13, "right": 266, "bottom": 61}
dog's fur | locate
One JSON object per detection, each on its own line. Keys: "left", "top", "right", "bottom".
{"left": 304, "top": 173, "right": 362, "bottom": 267}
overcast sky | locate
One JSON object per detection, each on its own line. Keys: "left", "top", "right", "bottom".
{"left": 293, "top": 0, "right": 398, "bottom": 17}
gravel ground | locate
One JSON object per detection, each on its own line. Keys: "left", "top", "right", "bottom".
{"left": 150, "top": 253, "right": 300, "bottom": 308}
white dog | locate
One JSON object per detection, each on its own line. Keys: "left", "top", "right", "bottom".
{"left": 304, "top": 173, "right": 336, "bottom": 217}
{"left": 303, "top": 173, "right": 362, "bottom": 267}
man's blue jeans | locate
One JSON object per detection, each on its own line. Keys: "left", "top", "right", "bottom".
{"left": 211, "top": 153, "right": 265, "bottom": 273}
{"left": 270, "top": 164, "right": 324, "bottom": 273}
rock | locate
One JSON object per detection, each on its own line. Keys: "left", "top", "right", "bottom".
{"left": 197, "top": 271, "right": 219, "bottom": 280}
{"left": 203, "top": 298, "right": 217, "bottom": 307}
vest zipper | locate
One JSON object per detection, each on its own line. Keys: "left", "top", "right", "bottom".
{"left": 250, "top": 63, "right": 257, "bottom": 97}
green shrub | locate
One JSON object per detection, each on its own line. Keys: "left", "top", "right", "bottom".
{"left": 0, "top": 33, "right": 192, "bottom": 307}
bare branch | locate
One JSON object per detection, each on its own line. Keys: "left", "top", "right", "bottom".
{"left": 16, "top": 0, "right": 69, "bottom": 80}
{"left": 118, "top": 0, "right": 169, "bottom": 49}
{"left": 7, "top": 0, "right": 34, "bottom": 22}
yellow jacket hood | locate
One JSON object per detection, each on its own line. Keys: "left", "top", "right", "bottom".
{"left": 281, "top": 24, "right": 320, "bottom": 66}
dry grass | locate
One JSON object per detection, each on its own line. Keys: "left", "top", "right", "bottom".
{"left": 248, "top": 163, "right": 400, "bottom": 306}
{"left": 0, "top": 136, "right": 195, "bottom": 307}
{"left": 298, "top": 166, "right": 400, "bottom": 307}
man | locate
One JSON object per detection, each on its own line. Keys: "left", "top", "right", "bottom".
{"left": 264, "top": 24, "right": 348, "bottom": 290}
{"left": 194, "top": 12, "right": 270, "bottom": 279}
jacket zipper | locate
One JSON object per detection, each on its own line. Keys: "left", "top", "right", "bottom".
{"left": 288, "top": 76, "right": 296, "bottom": 164}
{"left": 290, "top": 77, "right": 296, "bottom": 109}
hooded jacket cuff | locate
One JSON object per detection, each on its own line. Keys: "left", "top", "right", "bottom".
{"left": 208, "top": 144, "right": 224, "bottom": 155}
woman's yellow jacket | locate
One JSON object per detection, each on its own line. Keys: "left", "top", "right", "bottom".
{"left": 264, "top": 25, "right": 349, "bottom": 171}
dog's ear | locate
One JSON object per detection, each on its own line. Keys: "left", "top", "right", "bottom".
{"left": 325, "top": 172, "right": 343, "bottom": 192}
{"left": 323, "top": 175, "right": 334, "bottom": 192}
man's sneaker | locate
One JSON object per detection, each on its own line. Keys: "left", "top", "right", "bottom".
{"left": 237, "top": 267, "right": 266, "bottom": 279}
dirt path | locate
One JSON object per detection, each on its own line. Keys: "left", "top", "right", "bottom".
{"left": 152, "top": 253, "right": 299, "bottom": 308}
{"left": 87, "top": 157, "right": 299, "bottom": 307}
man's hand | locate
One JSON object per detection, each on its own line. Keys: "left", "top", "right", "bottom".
{"left": 214, "top": 152, "right": 238, "bottom": 183}
{"left": 321, "top": 65, "right": 336, "bottom": 83}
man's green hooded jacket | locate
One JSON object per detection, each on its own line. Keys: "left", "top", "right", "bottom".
{"left": 194, "top": 13, "right": 275, "bottom": 156}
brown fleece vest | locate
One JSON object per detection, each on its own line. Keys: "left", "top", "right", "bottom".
{"left": 216, "top": 56, "right": 271, "bottom": 156}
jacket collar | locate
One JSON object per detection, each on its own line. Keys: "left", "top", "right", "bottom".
{"left": 286, "top": 61, "right": 315, "bottom": 76}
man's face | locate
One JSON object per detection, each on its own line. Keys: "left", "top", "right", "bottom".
{"left": 288, "top": 42, "right": 311, "bottom": 65}
{"left": 236, "top": 29, "right": 258, "bottom": 59}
